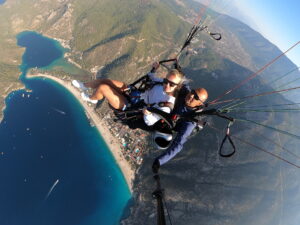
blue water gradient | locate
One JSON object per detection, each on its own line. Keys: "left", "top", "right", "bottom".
{"left": 0, "top": 0, "right": 6, "bottom": 5}
{"left": 0, "top": 31, "right": 131, "bottom": 225}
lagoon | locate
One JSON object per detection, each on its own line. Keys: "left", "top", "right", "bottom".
{"left": 0, "top": 31, "right": 131, "bottom": 225}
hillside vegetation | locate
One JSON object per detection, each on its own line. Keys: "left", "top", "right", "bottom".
{"left": 1, "top": 1, "right": 300, "bottom": 224}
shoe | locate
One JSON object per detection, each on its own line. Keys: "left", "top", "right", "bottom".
{"left": 81, "top": 92, "right": 98, "bottom": 104}
{"left": 72, "top": 80, "right": 88, "bottom": 91}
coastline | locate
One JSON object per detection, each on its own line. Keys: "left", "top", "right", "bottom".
{"left": 0, "top": 80, "right": 26, "bottom": 123}
{"left": 26, "top": 73, "right": 134, "bottom": 192}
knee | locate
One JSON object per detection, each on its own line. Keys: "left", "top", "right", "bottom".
{"left": 97, "top": 84, "right": 111, "bottom": 94}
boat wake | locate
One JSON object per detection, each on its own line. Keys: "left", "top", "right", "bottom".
{"left": 44, "top": 179, "right": 59, "bottom": 201}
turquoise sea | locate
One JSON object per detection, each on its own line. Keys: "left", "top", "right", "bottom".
{"left": 0, "top": 31, "right": 131, "bottom": 225}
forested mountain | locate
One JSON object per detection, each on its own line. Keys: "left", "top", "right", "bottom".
{"left": 1, "top": 0, "right": 300, "bottom": 224}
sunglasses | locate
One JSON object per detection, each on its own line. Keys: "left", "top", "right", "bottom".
{"left": 163, "top": 78, "right": 179, "bottom": 87}
{"left": 191, "top": 89, "right": 204, "bottom": 102}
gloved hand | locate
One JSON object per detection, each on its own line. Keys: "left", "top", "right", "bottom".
{"left": 152, "top": 159, "right": 160, "bottom": 174}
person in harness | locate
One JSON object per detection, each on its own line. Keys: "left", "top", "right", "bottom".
{"left": 71, "top": 62, "right": 185, "bottom": 127}
{"left": 152, "top": 86, "right": 208, "bottom": 173}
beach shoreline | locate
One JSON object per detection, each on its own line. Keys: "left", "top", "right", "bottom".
{"left": 26, "top": 73, "right": 134, "bottom": 192}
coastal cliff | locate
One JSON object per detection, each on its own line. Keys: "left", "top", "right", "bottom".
{"left": 1, "top": 1, "right": 300, "bottom": 224}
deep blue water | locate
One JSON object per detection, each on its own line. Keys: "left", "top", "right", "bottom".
{"left": 0, "top": 31, "right": 131, "bottom": 225}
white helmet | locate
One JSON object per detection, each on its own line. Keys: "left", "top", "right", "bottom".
{"left": 152, "top": 131, "right": 173, "bottom": 150}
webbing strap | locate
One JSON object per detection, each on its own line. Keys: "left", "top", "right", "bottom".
{"left": 129, "top": 59, "right": 180, "bottom": 92}
{"left": 147, "top": 107, "right": 175, "bottom": 129}
{"left": 219, "top": 122, "right": 236, "bottom": 157}
{"left": 152, "top": 174, "right": 167, "bottom": 225}
{"left": 199, "top": 25, "right": 221, "bottom": 40}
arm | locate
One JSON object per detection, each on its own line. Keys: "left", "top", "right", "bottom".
{"left": 143, "top": 106, "right": 171, "bottom": 126}
{"left": 156, "top": 121, "right": 196, "bottom": 166}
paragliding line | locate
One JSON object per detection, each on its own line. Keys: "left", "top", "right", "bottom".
{"left": 233, "top": 135, "right": 300, "bottom": 169}
{"left": 239, "top": 124, "right": 300, "bottom": 160}
{"left": 212, "top": 85, "right": 300, "bottom": 106}
{"left": 210, "top": 41, "right": 300, "bottom": 105}
{"left": 268, "top": 66, "right": 300, "bottom": 86}
{"left": 208, "top": 124, "right": 300, "bottom": 169}
{"left": 236, "top": 118, "right": 300, "bottom": 140}
{"left": 194, "top": 0, "right": 213, "bottom": 25}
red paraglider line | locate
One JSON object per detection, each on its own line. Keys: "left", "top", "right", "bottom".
{"left": 208, "top": 124, "right": 300, "bottom": 169}
{"left": 194, "top": 0, "right": 212, "bottom": 25}
{"left": 210, "top": 41, "right": 300, "bottom": 105}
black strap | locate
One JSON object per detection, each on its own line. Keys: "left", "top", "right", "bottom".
{"left": 147, "top": 107, "right": 175, "bottom": 129}
{"left": 219, "top": 122, "right": 236, "bottom": 157}
{"left": 209, "top": 32, "right": 222, "bottom": 41}
{"left": 200, "top": 25, "right": 222, "bottom": 41}
{"left": 129, "top": 59, "right": 182, "bottom": 93}
{"left": 159, "top": 59, "right": 178, "bottom": 64}
{"left": 179, "top": 25, "right": 199, "bottom": 54}
{"left": 129, "top": 74, "right": 148, "bottom": 88}
{"left": 189, "top": 108, "right": 234, "bottom": 122}
{"left": 159, "top": 58, "right": 183, "bottom": 73}
{"left": 152, "top": 174, "right": 166, "bottom": 225}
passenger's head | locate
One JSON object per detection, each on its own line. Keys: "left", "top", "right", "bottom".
{"left": 185, "top": 88, "right": 208, "bottom": 108}
{"left": 163, "top": 69, "right": 184, "bottom": 95}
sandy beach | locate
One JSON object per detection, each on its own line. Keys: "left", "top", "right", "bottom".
{"left": 27, "top": 73, "right": 134, "bottom": 192}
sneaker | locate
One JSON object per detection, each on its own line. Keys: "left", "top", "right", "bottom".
{"left": 72, "top": 80, "right": 88, "bottom": 91}
{"left": 81, "top": 92, "right": 98, "bottom": 104}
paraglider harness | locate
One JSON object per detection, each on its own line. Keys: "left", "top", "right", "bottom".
{"left": 139, "top": 80, "right": 237, "bottom": 158}
{"left": 109, "top": 17, "right": 223, "bottom": 225}
{"left": 112, "top": 58, "right": 182, "bottom": 133}
{"left": 112, "top": 18, "right": 222, "bottom": 133}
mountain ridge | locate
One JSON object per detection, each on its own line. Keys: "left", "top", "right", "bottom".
{"left": 1, "top": 1, "right": 300, "bottom": 224}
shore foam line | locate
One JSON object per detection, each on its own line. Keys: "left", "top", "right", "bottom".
{"left": 27, "top": 73, "right": 134, "bottom": 192}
